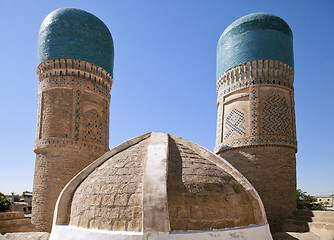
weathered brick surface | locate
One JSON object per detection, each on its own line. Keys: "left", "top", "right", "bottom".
{"left": 0, "top": 212, "right": 24, "bottom": 221}
{"left": 32, "top": 151, "right": 100, "bottom": 232}
{"left": 69, "top": 138, "right": 148, "bottom": 232}
{"left": 220, "top": 146, "right": 296, "bottom": 233}
{"left": 168, "top": 136, "right": 256, "bottom": 231}
{"left": 0, "top": 212, "right": 35, "bottom": 234}
{"left": 40, "top": 88, "right": 73, "bottom": 138}
{"left": 33, "top": 58, "right": 111, "bottom": 232}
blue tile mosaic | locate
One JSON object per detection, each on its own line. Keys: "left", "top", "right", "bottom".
{"left": 224, "top": 108, "right": 246, "bottom": 139}
{"left": 261, "top": 94, "right": 292, "bottom": 136}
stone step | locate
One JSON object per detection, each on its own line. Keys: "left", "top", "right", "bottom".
{"left": 0, "top": 224, "right": 36, "bottom": 234}
{"left": 309, "top": 222, "right": 334, "bottom": 240}
{"left": 289, "top": 215, "right": 334, "bottom": 223}
{"left": 292, "top": 210, "right": 334, "bottom": 218}
{"left": 4, "top": 232, "right": 50, "bottom": 240}
{"left": 0, "top": 218, "right": 31, "bottom": 228}
{"left": 282, "top": 219, "right": 310, "bottom": 233}
{"left": 273, "top": 231, "right": 320, "bottom": 240}
{"left": 287, "top": 232, "right": 320, "bottom": 240}
{"left": 0, "top": 212, "right": 24, "bottom": 221}
{"left": 310, "top": 222, "right": 334, "bottom": 231}
{"left": 282, "top": 210, "right": 334, "bottom": 239}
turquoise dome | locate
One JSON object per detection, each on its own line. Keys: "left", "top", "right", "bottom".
{"left": 217, "top": 13, "right": 293, "bottom": 78}
{"left": 38, "top": 8, "right": 114, "bottom": 75}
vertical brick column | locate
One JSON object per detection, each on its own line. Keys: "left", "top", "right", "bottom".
{"left": 32, "top": 59, "right": 112, "bottom": 232}
{"left": 215, "top": 13, "right": 297, "bottom": 233}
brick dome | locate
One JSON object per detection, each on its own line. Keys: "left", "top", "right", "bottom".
{"left": 38, "top": 8, "right": 114, "bottom": 75}
{"left": 50, "top": 133, "right": 271, "bottom": 240}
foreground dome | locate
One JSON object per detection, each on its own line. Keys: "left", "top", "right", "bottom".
{"left": 50, "top": 133, "right": 272, "bottom": 240}
{"left": 217, "top": 12, "right": 293, "bottom": 78}
{"left": 38, "top": 8, "right": 114, "bottom": 75}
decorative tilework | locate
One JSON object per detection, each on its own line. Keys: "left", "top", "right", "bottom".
{"left": 215, "top": 59, "right": 297, "bottom": 153}
{"left": 224, "top": 108, "right": 246, "bottom": 139}
{"left": 34, "top": 138, "right": 108, "bottom": 153}
{"left": 250, "top": 86, "right": 259, "bottom": 137}
{"left": 217, "top": 13, "right": 293, "bottom": 77}
{"left": 36, "top": 93, "right": 42, "bottom": 140}
{"left": 38, "top": 8, "right": 114, "bottom": 75}
{"left": 215, "top": 135, "right": 297, "bottom": 152}
{"left": 37, "top": 59, "right": 113, "bottom": 92}
{"left": 74, "top": 90, "right": 81, "bottom": 141}
{"left": 216, "top": 60, "right": 294, "bottom": 94}
{"left": 105, "top": 100, "right": 109, "bottom": 147}
{"left": 38, "top": 77, "right": 111, "bottom": 99}
{"left": 216, "top": 102, "right": 223, "bottom": 148}
{"left": 35, "top": 59, "right": 112, "bottom": 153}
{"left": 261, "top": 94, "right": 292, "bottom": 136}
{"left": 83, "top": 109, "right": 104, "bottom": 143}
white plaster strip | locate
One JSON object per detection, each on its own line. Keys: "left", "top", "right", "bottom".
{"left": 49, "top": 224, "right": 272, "bottom": 240}
{"left": 169, "top": 224, "right": 273, "bottom": 240}
{"left": 49, "top": 225, "right": 143, "bottom": 240}
{"left": 142, "top": 132, "right": 170, "bottom": 237}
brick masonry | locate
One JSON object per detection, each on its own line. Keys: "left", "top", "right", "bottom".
{"left": 168, "top": 136, "right": 256, "bottom": 231}
{"left": 215, "top": 59, "right": 297, "bottom": 233}
{"left": 69, "top": 138, "right": 149, "bottom": 231}
{"left": 32, "top": 59, "right": 112, "bottom": 232}
{"left": 219, "top": 146, "right": 296, "bottom": 233}
{"left": 0, "top": 212, "right": 35, "bottom": 234}
{"left": 50, "top": 133, "right": 269, "bottom": 239}
{"left": 215, "top": 60, "right": 296, "bottom": 152}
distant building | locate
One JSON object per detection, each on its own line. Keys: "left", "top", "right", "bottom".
{"left": 23, "top": 192, "right": 33, "bottom": 214}
{"left": 6, "top": 192, "right": 32, "bottom": 214}
{"left": 316, "top": 196, "right": 334, "bottom": 210}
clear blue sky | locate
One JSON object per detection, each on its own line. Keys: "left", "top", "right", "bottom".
{"left": 0, "top": 0, "right": 333, "bottom": 196}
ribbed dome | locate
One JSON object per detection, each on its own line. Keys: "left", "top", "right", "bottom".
{"left": 38, "top": 8, "right": 114, "bottom": 75}
{"left": 217, "top": 13, "right": 293, "bottom": 78}
{"left": 50, "top": 133, "right": 271, "bottom": 240}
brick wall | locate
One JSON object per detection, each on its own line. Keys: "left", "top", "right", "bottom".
{"left": 69, "top": 138, "right": 149, "bottom": 231}
{"left": 168, "top": 136, "right": 256, "bottom": 231}
{"left": 32, "top": 59, "right": 111, "bottom": 232}
{"left": 219, "top": 146, "right": 296, "bottom": 232}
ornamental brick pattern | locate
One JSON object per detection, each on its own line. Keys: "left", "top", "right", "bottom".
{"left": 32, "top": 59, "right": 112, "bottom": 232}
{"left": 215, "top": 60, "right": 296, "bottom": 152}
{"left": 261, "top": 94, "right": 292, "bottom": 136}
{"left": 215, "top": 60, "right": 297, "bottom": 233}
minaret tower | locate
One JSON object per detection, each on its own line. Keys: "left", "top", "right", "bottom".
{"left": 215, "top": 13, "right": 297, "bottom": 232}
{"left": 32, "top": 8, "right": 114, "bottom": 232}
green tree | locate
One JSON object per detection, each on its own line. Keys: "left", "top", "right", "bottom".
{"left": 0, "top": 192, "right": 11, "bottom": 212}
{"left": 297, "top": 189, "right": 326, "bottom": 211}
{"left": 13, "top": 194, "right": 20, "bottom": 202}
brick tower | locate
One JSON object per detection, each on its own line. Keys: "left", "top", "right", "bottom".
{"left": 215, "top": 13, "right": 297, "bottom": 232}
{"left": 32, "top": 8, "right": 114, "bottom": 232}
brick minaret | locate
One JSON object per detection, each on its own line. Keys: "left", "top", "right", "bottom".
{"left": 32, "top": 8, "right": 114, "bottom": 232}
{"left": 215, "top": 13, "right": 297, "bottom": 233}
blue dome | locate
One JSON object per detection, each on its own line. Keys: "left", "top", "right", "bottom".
{"left": 217, "top": 13, "right": 293, "bottom": 78}
{"left": 38, "top": 8, "right": 114, "bottom": 75}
